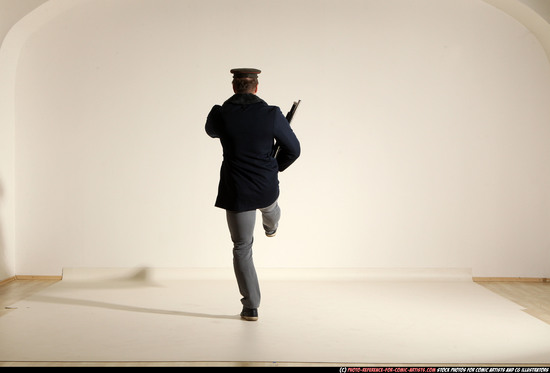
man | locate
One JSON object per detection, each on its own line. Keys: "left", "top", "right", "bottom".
{"left": 205, "top": 68, "right": 301, "bottom": 321}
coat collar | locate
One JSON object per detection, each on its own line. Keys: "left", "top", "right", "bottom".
{"left": 225, "top": 93, "right": 265, "bottom": 106}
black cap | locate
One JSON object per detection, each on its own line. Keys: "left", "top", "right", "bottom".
{"left": 231, "top": 68, "right": 261, "bottom": 79}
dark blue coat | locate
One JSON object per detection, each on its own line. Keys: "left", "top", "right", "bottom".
{"left": 206, "top": 94, "right": 301, "bottom": 212}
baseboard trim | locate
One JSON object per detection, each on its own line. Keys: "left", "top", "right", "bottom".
{"left": 0, "top": 276, "right": 16, "bottom": 286}
{"left": 14, "top": 275, "right": 63, "bottom": 281}
{"left": 1, "top": 275, "right": 63, "bottom": 285}
{"left": 473, "top": 277, "right": 549, "bottom": 283}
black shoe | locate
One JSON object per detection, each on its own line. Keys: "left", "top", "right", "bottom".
{"left": 263, "top": 224, "right": 277, "bottom": 237}
{"left": 240, "top": 307, "right": 258, "bottom": 321}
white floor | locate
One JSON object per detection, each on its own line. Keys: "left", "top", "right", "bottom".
{"left": 1, "top": 268, "right": 550, "bottom": 365}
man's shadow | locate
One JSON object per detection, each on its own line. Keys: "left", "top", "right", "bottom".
{"left": 28, "top": 293, "right": 241, "bottom": 321}
{"left": 24, "top": 268, "right": 241, "bottom": 321}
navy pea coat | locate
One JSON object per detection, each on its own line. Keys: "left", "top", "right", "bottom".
{"left": 205, "top": 93, "right": 301, "bottom": 212}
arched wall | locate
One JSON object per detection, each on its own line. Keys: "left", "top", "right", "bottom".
{"left": 1, "top": 0, "right": 550, "bottom": 278}
{"left": 1, "top": 0, "right": 89, "bottom": 279}
{"left": 485, "top": 0, "right": 550, "bottom": 63}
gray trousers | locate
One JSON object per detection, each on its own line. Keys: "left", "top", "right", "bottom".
{"left": 226, "top": 200, "right": 280, "bottom": 309}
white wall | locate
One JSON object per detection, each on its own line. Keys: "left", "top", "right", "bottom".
{"left": 485, "top": 0, "right": 550, "bottom": 64}
{"left": 0, "top": 0, "right": 48, "bottom": 280}
{"left": 518, "top": 0, "right": 550, "bottom": 23}
{"left": 5, "top": 0, "right": 550, "bottom": 277}
{"left": 0, "top": 0, "right": 48, "bottom": 47}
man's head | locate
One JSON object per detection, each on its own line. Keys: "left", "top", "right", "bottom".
{"left": 231, "top": 68, "right": 261, "bottom": 94}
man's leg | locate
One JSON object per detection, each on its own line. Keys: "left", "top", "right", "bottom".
{"left": 260, "top": 200, "right": 281, "bottom": 236}
{"left": 226, "top": 209, "right": 261, "bottom": 312}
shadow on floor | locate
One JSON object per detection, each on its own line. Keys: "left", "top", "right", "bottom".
{"left": 28, "top": 294, "right": 241, "bottom": 321}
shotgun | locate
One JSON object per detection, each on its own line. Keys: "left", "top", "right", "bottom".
{"left": 273, "top": 100, "right": 301, "bottom": 159}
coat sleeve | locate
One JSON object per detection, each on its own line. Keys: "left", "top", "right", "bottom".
{"left": 205, "top": 105, "right": 223, "bottom": 138}
{"left": 273, "top": 107, "right": 301, "bottom": 172}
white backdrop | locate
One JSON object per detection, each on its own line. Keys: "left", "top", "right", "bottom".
{"left": 6, "top": 0, "right": 550, "bottom": 277}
